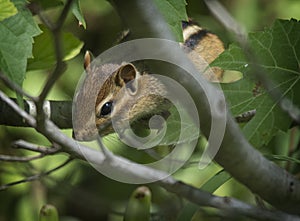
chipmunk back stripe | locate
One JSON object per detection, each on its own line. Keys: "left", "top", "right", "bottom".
{"left": 184, "top": 29, "right": 209, "bottom": 50}
{"left": 181, "top": 20, "right": 224, "bottom": 82}
{"left": 182, "top": 22, "right": 209, "bottom": 50}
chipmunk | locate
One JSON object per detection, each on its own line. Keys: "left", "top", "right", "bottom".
{"left": 72, "top": 21, "right": 224, "bottom": 141}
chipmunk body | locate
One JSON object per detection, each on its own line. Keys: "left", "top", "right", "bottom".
{"left": 73, "top": 21, "right": 224, "bottom": 140}
{"left": 182, "top": 21, "right": 224, "bottom": 81}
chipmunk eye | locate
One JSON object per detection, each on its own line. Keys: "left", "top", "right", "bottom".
{"left": 99, "top": 101, "right": 113, "bottom": 116}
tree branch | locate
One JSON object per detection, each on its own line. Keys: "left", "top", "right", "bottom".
{"left": 0, "top": 97, "right": 72, "bottom": 128}
{"left": 162, "top": 180, "right": 300, "bottom": 221}
{"left": 1, "top": 74, "right": 299, "bottom": 220}
{"left": 110, "top": 0, "right": 300, "bottom": 214}
{"left": 0, "top": 91, "right": 36, "bottom": 127}
{"left": 0, "top": 0, "right": 299, "bottom": 219}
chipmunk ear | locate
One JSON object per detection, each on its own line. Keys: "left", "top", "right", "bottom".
{"left": 116, "top": 63, "right": 138, "bottom": 94}
{"left": 118, "top": 63, "right": 137, "bottom": 83}
{"left": 84, "top": 50, "right": 94, "bottom": 73}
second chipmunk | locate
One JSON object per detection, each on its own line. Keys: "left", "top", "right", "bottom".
{"left": 73, "top": 21, "right": 224, "bottom": 141}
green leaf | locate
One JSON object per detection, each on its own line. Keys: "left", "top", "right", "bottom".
{"left": 177, "top": 202, "right": 199, "bottom": 221}
{"left": 27, "top": 26, "right": 84, "bottom": 71}
{"left": 0, "top": 0, "right": 17, "bottom": 21}
{"left": 71, "top": 0, "right": 86, "bottom": 29}
{"left": 0, "top": 0, "right": 41, "bottom": 87}
{"left": 153, "top": 0, "right": 188, "bottom": 41}
{"left": 201, "top": 170, "right": 231, "bottom": 193}
{"left": 212, "top": 19, "right": 300, "bottom": 147}
{"left": 159, "top": 105, "right": 200, "bottom": 146}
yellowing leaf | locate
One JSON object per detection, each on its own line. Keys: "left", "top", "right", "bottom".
{"left": 0, "top": 0, "right": 17, "bottom": 21}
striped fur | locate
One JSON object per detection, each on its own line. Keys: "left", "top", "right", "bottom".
{"left": 182, "top": 20, "right": 224, "bottom": 81}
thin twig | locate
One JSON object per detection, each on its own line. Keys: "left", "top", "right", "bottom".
{"left": 37, "top": 0, "right": 74, "bottom": 103}
{"left": 12, "top": 140, "right": 60, "bottom": 154}
{"left": 97, "top": 136, "right": 115, "bottom": 160}
{"left": 37, "top": 42, "right": 66, "bottom": 104}
{"left": 36, "top": 0, "right": 74, "bottom": 127}
{"left": 0, "top": 71, "right": 36, "bottom": 101}
{"left": 235, "top": 109, "right": 256, "bottom": 123}
{"left": 54, "top": 0, "right": 75, "bottom": 31}
{"left": 0, "top": 157, "right": 73, "bottom": 191}
{"left": 30, "top": 2, "right": 55, "bottom": 30}
{"left": 0, "top": 154, "right": 45, "bottom": 162}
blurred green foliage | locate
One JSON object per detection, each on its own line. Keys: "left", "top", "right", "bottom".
{"left": 0, "top": 0, "right": 299, "bottom": 221}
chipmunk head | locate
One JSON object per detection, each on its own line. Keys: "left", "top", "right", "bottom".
{"left": 95, "top": 62, "right": 141, "bottom": 134}
{"left": 73, "top": 51, "right": 168, "bottom": 140}
{"left": 96, "top": 62, "right": 170, "bottom": 136}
